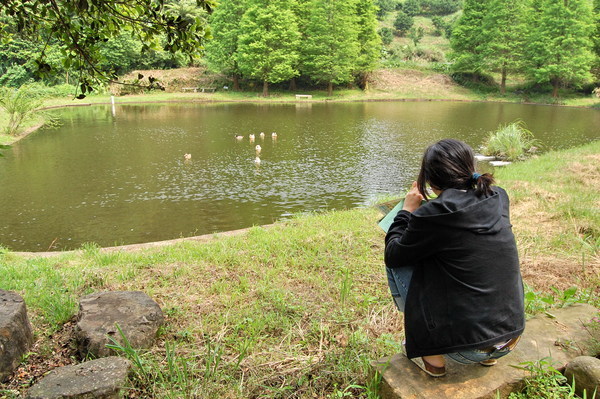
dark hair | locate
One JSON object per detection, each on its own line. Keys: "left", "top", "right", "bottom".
{"left": 416, "top": 139, "right": 494, "bottom": 200}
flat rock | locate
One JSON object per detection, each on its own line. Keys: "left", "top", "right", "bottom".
{"left": 25, "top": 356, "right": 131, "bottom": 399}
{"left": 565, "top": 356, "right": 600, "bottom": 398}
{"left": 373, "top": 304, "right": 599, "bottom": 399}
{"left": 0, "top": 290, "right": 34, "bottom": 382}
{"left": 75, "top": 291, "right": 164, "bottom": 358}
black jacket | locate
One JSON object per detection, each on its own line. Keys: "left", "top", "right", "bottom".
{"left": 384, "top": 187, "right": 525, "bottom": 359}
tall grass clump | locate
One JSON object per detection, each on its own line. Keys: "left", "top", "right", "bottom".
{"left": 0, "top": 85, "right": 45, "bottom": 136}
{"left": 482, "top": 121, "right": 539, "bottom": 161}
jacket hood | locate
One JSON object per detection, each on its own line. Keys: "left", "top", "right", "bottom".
{"left": 412, "top": 188, "right": 508, "bottom": 234}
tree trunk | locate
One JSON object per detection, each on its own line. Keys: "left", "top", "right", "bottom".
{"left": 552, "top": 79, "right": 559, "bottom": 98}
{"left": 233, "top": 75, "right": 240, "bottom": 91}
{"left": 289, "top": 78, "right": 297, "bottom": 91}
{"left": 362, "top": 73, "right": 370, "bottom": 91}
{"left": 262, "top": 80, "right": 269, "bottom": 97}
{"left": 500, "top": 67, "right": 507, "bottom": 95}
{"left": 327, "top": 81, "right": 333, "bottom": 96}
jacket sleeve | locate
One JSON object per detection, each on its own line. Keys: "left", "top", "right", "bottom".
{"left": 384, "top": 209, "right": 441, "bottom": 268}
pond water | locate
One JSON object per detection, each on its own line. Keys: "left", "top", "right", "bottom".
{"left": 1, "top": 101, "right": 598, "bottom": 251}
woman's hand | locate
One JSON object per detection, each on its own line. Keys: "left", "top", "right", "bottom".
{"left": 402, "top": 181, "right": 424, "bottom": 213}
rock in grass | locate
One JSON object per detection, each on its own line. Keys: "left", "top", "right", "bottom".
{"left": 565, "top": 356, "right": 600, "bottom": 398}
{"left": 25, "top": 356, "right": 131, "bottom": 399}
{"left": 0, "top": 290, "right": 34, "bottom": 382}
{"left": 75, "top": 291, "right": 164, "bottom": 358}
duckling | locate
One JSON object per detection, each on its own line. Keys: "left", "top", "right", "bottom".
{"left": 271, "top": 132, "right": 278, "bottom": 138}
{"left": 259, "top": 132, "right": 265, "bottom": 139}
{"left": 249, "top": 133, "right": 256, "bottom": 142}
{"left": 254, "top": 156, "right": 261, "bottom": 164}
{"left": 255, "top": 145, "right": 262, "bottom": 154}
{"left": 234, "top": 134, "right": 244, "bottom": 140}
{"left": 184, "top": 153, "right": 192, "bottom": 160}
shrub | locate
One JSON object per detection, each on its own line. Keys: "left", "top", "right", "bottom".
{"left": 376, "top": 0, "right": 399, "bottom": 19}
{"left": 394, "top": 11, "right": 414, "bottom": 36}
{"left": 378, "top": 27, "right": 394, "bottom": 46}
{"left": 421, "top": 0, "right": 461, "bottom": 15}
{"left": 431, "top": 16, "right": 448, "bottom": 36}
{"left": 481, "top": 121, "right": 540, "bottom": 161}
{"left": 408, "top": 26, "right": 424, "bottom": 46}
{"left": 399, "top": 0, "right": 421, "bottom": 15}
{"left": 415, "top": 47, "right": 446, "bottom": 62}
{"left": 0, "top": 85, "right": 44, "bottom": 136}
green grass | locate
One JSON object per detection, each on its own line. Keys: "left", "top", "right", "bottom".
{"left": 0, "top": 135, "right": 598, "bottom": 398}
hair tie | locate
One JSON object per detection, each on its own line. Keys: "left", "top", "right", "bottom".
{"left": 472, "top": 173, "right": 482, "bottom": 182}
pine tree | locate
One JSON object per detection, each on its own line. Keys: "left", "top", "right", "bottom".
{"left": 302, "top": 0, "right": 360, "bottom": 96}
{"left": 480, "top": 0, "right": 526, "bottom": 94}
{"left": 204, "top": 0, "right": 247, "bottom": 90}
{"left": 236, "top": 0, "right": 301, "bottom": 97}
{"left": 355, "top": 0, "right": 382, "bottom": 90}
{"left": 524, "top": 0, "right": 595, "bottom": 97}
{"left": 449, "top": 0, "right": 489, "bottom": 76}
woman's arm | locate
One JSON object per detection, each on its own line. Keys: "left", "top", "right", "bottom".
{"left": 384, "top": 208, "right": 441, "bottom": 268}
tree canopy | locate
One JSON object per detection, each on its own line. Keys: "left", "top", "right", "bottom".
{"left": 0, "top": 0, "right": 215, "bottom": 95}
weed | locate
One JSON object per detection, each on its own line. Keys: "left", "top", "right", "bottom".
{"left": 508, "top": 357, "right": 587, "bottom": 399}
{"left": 481, "top": 120, "right": 540, "bottom": 161}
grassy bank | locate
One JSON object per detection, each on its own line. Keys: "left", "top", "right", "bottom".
{"left": 0, "top": 140, "right": 598, "bottom": 397}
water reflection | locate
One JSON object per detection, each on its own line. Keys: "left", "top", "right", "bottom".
{"left": 0, "top": 101, "right": 598, "bottom": 251}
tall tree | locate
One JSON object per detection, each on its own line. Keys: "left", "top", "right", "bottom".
{"left": 0, "top": 0, "right": 214, "bottom": 95}
{"left": 236, "top": 0, "right": 301, "bottom": 97}
{"left": 204, "top": 0, "right": 247, "bottom": 90}
{"left": 303, "top": 0, "right": 359, "bottom": 96}
{"left": 480, "top": 0, "right": 526, "bottom": 94}
{"left": 449, "top": 0, "right": 489, "bottom": 76}
{"left": 593, "top": 0, "right": 600, "bottom": 80}
{"left": 354, "top": 0, "right": 382, "bottom": 90}
{"left": 524, "top": 0, "right": 595, "bottom": 97}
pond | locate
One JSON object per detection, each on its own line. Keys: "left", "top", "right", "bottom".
{"left": 1, "top": 101, "right": 598, "bottom": 252}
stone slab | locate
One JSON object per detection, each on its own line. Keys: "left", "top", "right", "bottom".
{"left": 0, "top": 290, "right": 34, "bottom": 382}
{"left": 372, "top": 304, "right": 599, "bottom": 399}
{"left": 75, "top": 291, "right": 164, "bottom": 358}
{"left": 25, "top": 356, "right": 131, "bottom": 399}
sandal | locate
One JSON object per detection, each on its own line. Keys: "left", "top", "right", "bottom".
{"left": 409, "top": 356, "right": 447, "bottom": 377}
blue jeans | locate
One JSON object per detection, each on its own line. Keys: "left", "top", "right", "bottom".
{"left": 385, "top": 265, "right": 517, "bottom": 364}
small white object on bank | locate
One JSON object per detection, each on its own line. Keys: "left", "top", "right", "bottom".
{"left": 490, "top": 161, "right": 512, "bottom": 167}
{"left": 475, "top": 154, "right": 496, "bottom": 161}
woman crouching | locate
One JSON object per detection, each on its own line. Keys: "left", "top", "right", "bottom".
{"left": 384, "top": 138, "right": 525, "bottom": 377}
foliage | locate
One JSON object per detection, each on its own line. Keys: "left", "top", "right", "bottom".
{"left": 524, "top": 0, "right": 595, "bottom": 97}
{"left": 481, "top": 121, "right": 539, "bottom": 161}
{"left": 302, "top": 0, "right": 359, "bottom": 95}
{"left": 394, "top": 10, "right": 414, "bottom": 36}
{"left": 378, "top": 27, "right": 394, "bottom": 45}
{"left": 430, "top": 16, "right": 447, "bottom": 36}
{"left": 354, "top": 0, "right": 382, "bottom": 89}
{"left": 236, "top": 0, "right": 301, "bottom": 97}
{"left": 480, "top": 0, "right": 526, "bottom": 94}
{"left": 420, "top": 0, "right": 461, "bottom": 15}
{"left": 449, "top": 0, "right": 488, "bottom": 73}
{"left": 204, "top": 0, "right": 247, "bottom": 90}
{"left": 375, "top": 0, "right": 398, "bottom": 19}
{"left": 400, "top": 0, "right": 421, "bottom": 16}
{"left": 0, "top": 0, "right": 214, "bottom": 95}
{"left": 0, "top": 85, "right": 43, "bottom": 136}
{"left": 508, "top": 358, "right": 578, "bottom": 399}
{"left": 408, "top": 26, "right": 425, "bottom": 47}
